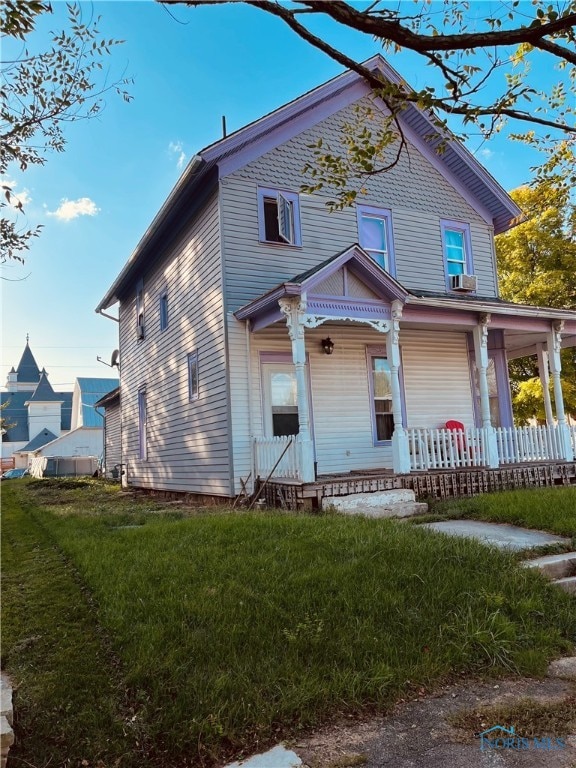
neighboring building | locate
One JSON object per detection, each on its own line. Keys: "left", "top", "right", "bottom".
{"left": 1, "top": 340, "right": 117, "bottom": 468}
{"left": 96, "top": 55, "right": 576, "bottom": 500}
{"left": 94, "top": 386, "right": 121, "bottom": 477}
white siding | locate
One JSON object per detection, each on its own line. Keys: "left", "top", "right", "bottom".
{"left": 35, "top": 427, "right": 104, "bottom": 458}
{"left": 228, "top": 317, "right": 475, "bottom": 488}
{"left": 119, "top": 192, "right": 231, "bottom": 496}
{"left": 221, "top": 98, "right": 497, "bottom": 316}
{"left": 401, "top": 330, "right": 475, "bottom": 428}
{"left": 104, "top": 401, "right": 121, "bottom": 475}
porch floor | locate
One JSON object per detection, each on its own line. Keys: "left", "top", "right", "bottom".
{"left": 259, "top": 460, "right": 576, "bottom": 509}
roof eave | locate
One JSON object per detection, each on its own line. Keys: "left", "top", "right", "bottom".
{"left": 96, "top": 154, "right": 205, "bottom": 311}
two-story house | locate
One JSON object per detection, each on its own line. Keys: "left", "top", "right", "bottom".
{"left": 96, "top": 55, "right": 576, "bottom": 503}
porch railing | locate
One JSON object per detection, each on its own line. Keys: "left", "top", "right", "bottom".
{"left": 407, "top": 427, "right": 489, "bottom": 471}
{"left": 254, "top": 436, "right": 301, "bottom": 480}
{"left": 570, "top": 425, "right": 576, "bottom": 456}
{"left": 495, "top": 425, "right": 564, "bottom": 464}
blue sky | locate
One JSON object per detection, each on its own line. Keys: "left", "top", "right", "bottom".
{"left": 1, "top": 0, "right": 560, "bottom": 389}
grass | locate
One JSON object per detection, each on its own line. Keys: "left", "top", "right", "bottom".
{"left": 2, "top": 479, "right": 576, "bottom": 767}
{"left": 418, "top": 486, "right": 576, "bottom": 539}
{"left": 448, "top": 695, "right": 576, "bottom": 738}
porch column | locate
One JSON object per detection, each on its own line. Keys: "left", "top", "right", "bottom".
{"left": 536, "top": 343, "right": 554, "bottom": 426}
{"left": 473, "top": 313, "right": 499, "bottom": 467}
{"left": 547, "top": 321, "right": 574, "bottom": 460}
{"left": 388, "top": 301, "right": 411, "bottom": 474}
{"left": 279, "top": 297, "right": 316, "bottom": 482}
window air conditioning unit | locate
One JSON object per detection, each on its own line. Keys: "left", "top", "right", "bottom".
{"left": 452, "top": 273, "right": 477, "bottom": 292}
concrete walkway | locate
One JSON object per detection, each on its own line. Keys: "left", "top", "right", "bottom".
{"left": 420, "top": 520, "right": 571, "bottom": 551}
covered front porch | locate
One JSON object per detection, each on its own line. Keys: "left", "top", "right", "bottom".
{"left": 234, "top": 245, "right": 576, "bottom": 492}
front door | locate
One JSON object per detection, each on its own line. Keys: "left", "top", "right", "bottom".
{"left": 262, "top": 363, "right": 300, "bottom": 437}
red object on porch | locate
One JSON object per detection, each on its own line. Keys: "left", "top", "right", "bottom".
{"left": 445, "top": 420, "right": 467, "bottom": 455}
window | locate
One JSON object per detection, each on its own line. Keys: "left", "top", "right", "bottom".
{"left": 368, "top": 353, "right": 394, "bottom": 442}
{"left": 159, "top": 291, "right": 168, "bottom": 332}
{"left": 136, "top": 278, "right": 145, "bottom": 339}
{"left": 257, "top": 187, "right": 301, "bottom": 246}
{"left": 138, "top": 388, "right": 147, "bottom": 460}
{"left": 188, "top": 351, "right": 199, "bottom": 402}
{"left": 357, "top": 205, "right": 395, "bottom": 274}
{"left": 264, "top": 365, "right": 299, "bottom": 437}
{"left": 441, "top": 220, "right": 473, "bottom": 288}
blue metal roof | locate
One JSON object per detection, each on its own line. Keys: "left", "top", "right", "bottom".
{"left": 77, "top": 378, "right": 119, "bottom": 427}
{"left": 15, "top": 343, "right": 41, "bottom": 384}
{"left": 1, "top": 391, "right": 30, "bottom": 442}
{"left": 19, "top": 428, "right": 57, "bottom": 452}
{"left": 27, "top": 371, "right": 63, "bottom": 402}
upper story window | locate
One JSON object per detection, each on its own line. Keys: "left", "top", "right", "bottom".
{"left": 188, "top": 351, "right": 199, "bottom": 402}
{"left": 357, "top": 205, "right": 395, "bottom": 275}
{"left": 440, "top": 220, "right": 474, "bottom": 290}
{"left": 136, "top": 278, "right": 145, "bottom": 339}
{"left": 159, "top": 291, "right": 169, "bottom": 332}
{"left": 257, "top": 187, "right": 302, "bottom": 246}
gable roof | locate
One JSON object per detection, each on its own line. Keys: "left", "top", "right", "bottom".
{"left": 236, "top": 244, "right": 408, "bottom": 330}
{"left": 26, "top": 371, "right": 64, "bottom": 403}
{"left": 15, "top": 342, "right": 41, "bottom": 384}
{"left": 76, "top": 378, "right": 119, "bottom": 427}
{"left": 18, "top": 428, "right": 58, "bottom": 453}
{"left": 96, "top": 54, "right": 521, "bottom": 312}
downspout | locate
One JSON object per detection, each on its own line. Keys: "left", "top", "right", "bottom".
{"left": 246, "top": 319, "right": 255, "bottom": 492}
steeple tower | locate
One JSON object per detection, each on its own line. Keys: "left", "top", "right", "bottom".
{"left": 8, "top": 337, "right": 42, "bottom": 392}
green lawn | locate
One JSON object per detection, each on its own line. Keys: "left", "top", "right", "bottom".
{"left": 426, "top": 486, "right": 576, "bottom": 538}
{"left": 2, "top": 479, "right": 575, "bottom": 767}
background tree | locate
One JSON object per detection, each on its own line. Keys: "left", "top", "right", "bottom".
{"left": 165, "top": 0, "right": 575, "bottom": 206}
{"left": 1, "top": 1, "right": 132, "bottom": 263}
{"left": 495, "top": 181, "right": 576, "bottom": 423}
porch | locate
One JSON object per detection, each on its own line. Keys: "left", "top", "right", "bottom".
{"left": 234, "top": 245, "right": 576, "bottom": 498}
{"left": 254, "top": 424, "right": 576, "bottom": 480}
{"left": 256, "top": 459, "right": 576, "bottom": 510}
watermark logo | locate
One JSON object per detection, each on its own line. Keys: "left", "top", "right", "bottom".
{"left": 479, "top": 725, "right": 566, "bottom": 752}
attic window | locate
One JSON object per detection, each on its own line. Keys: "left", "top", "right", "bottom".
{"left": 258, "top": 187, "right": 301, "bottom": 246}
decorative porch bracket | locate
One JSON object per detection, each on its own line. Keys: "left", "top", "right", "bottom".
{"left": 547, "top": 321, "right": 574, "bottom": 461}
{"left": 472, "top": 313, "right": 499, "bottom": 468}
{"left": 279, "top": 295, "right": 411, "bottom": 477}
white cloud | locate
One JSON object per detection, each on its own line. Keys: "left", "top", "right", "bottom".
{"left": 477, "top": 148, "right": 495, "bottom": 160}
{"left": 1, "top": 176, "right": 32, "bottom": 209}
{"left": 169, "top": 140, "right": 187, "bottom": 170}
{"left": 47, "top": 197, "right": 100, "bottom": 221}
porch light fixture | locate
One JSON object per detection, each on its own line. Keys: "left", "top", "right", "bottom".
{"left": 321, "top": 337, "right": 335, "bottom": 355}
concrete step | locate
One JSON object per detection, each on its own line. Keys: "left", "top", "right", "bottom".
{"left": 522, "top": 552, "right": 576, "bottom": 580}
{"left": 553, "top": 576, "right": 576, "bottom": 596}
{"left": 322, "top": 489, "right": 428, "bottom": 519}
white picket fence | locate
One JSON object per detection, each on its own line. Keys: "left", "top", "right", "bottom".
{"left": 495, "top": 425, "right": 564, "bottom": 464}
{"left": 407, "top": 427, "right": 489, "bottom": 471}
{"left": 254, "top": 436, "right": 300, "bottom": 480}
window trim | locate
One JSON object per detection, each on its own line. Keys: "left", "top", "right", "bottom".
{"left": 356, "top": 204, "right": 396, "bottom": 276}
{"left": 136, "top": 278, "right": 145, "bottom": 339}
{"left": 187, "top": 351, "right": 199, "bottom": 402}
{"left": 365, "top": 345, "right": 406, "bottom": 446}
{"left": 138, "top": 387, "right": 147, "bottom": 460}
{"left": 159, "top": 290, "right": 169, "bottom": 332}
{"left": 440, "top": 219, "right": 474, "bottom": 291}
{"left": 257, "top": 186, "right": 302, "bottom": 246}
